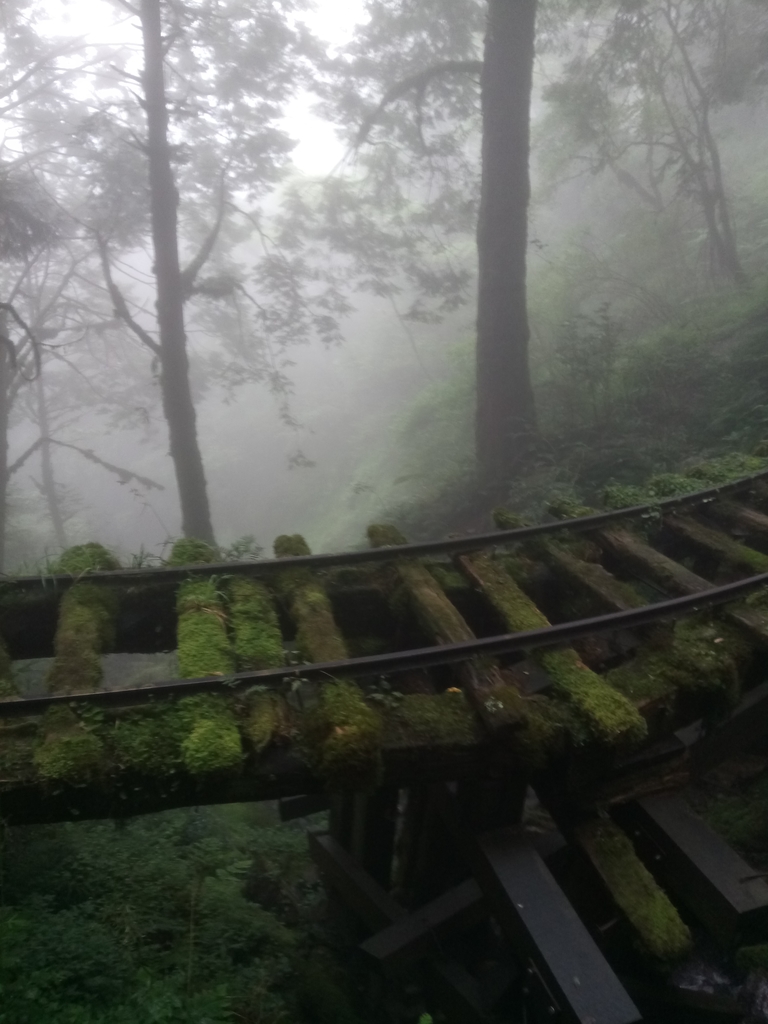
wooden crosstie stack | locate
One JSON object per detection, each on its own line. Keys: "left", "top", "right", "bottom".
{"left": 5, "top": 458, "right": 768, "bottom": 1020}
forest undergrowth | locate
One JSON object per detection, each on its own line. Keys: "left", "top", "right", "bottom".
{"left": 0, "top": 804, "right": 362, "bottom": 1024}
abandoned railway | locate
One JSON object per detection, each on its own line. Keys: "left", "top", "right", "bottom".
{"left": 6, "top": 454, "right": 768, "bottom": 1021}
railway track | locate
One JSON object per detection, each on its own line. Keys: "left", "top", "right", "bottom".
{"left": 5, "top": 455, "right": 768, "bottom": 1022}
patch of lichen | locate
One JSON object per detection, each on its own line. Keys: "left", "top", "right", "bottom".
{"left": 228, "top": 576, "right": 284, "bottom": 669}
{"left": 577, "top": 818, "right": 691, "bottom": 961}
{"left": 274, "top": 535, "right": 348, "bottom": 664}
{"left": 301, "top": 680, "right": 383, "bottom": 791}
{"left": 53, "top": 542, "right": 121, "bottom": 574}
{"left": 33, "top": 705, "right": 105, "bottom": 783}
{"left": 735, "top": 944, "right": 768, "bottom": 975}
{"left": 176, "top": 579, "right": 235, "bottom": 678}
{"left": 608, "top": 618, "right": 743, "bottom": 712}
{"left": 111, "top": 705, "right": 187, "bottom": 774}
{"left": 462, "top": 552, "right": 645, "bottom": 745}
{"left": 168, "top": 538, "right": 219, "bottom": 566}
{"left": 47, "top": 584, "right": 118, "bottom": 695}
{"left": 177, "top": 695, "right": 243, "bottom": 774}
{"left": 390, "top": 690, "right": 478, "bottom": 746}
{"left": 244, "top": 692, "right": 293, "bottom": 753}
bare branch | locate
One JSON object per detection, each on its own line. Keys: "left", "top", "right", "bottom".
{"left": 356, "top": 60, "right": 483, "bottom": 147}
{"left": 96, "top": 236, "right": 161, "bottom": 356}
{"left": 180, "top": 176, "right": 227, "bottom": 298}
{"left": 47, "top": 440, "right": 165, "bottom": 490}
{"left": 7, "top": 438, "right": 44, "bottom": 478}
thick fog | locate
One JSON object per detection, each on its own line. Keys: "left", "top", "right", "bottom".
{"left": 3, "top": 0, "right": 768, "bottom": 568}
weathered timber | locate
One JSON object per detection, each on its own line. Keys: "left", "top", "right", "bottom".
{"left": 349, "top": 785, "right": 400, "bottom": 889}
{"left": 574, "top": 817, "right": 691, "bottom": 961}
{"left": 620, "top": 975, "right": 744, "bottom": 1022}
{"left": 613, "top": 793, "right": 768, "bottom": 942}
{"left": 707, "top": 499, "right": 768, "bottom": 547}
{"left": 360, "top": 878, "right": 486, "bottom": 974}
{"left": 309, "top": 830, "right": 489, "bottom": 1023}
{"left": 536, "top": 542, "right": 646, "bottom": 614}
{"left": 466, "top": 825, "right": 641, "bottom": 1023}
{"left": 367, "top": 524, "right": 521, "bottom": 737}
{"left": 309, "top": 831, "right": 405, "bottom": 930}
{"left": 279, "top": 793, "right": 330, "bottom": 821}
{"left": 274, "top": 534, "right": 348, "bottom": 663}
{"left": 457, "top": 550, "right": 645, "bottom": 746}
{"left": 663, "top": 513, "right": 768, "bottom": 575}
{"left": 596, "top": 527, "right": 768, "bottom": 647}
{"left": 688, "top": 679, "right": 768, "bottom": 776}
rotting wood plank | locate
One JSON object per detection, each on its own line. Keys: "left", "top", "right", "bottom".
{"left": 367, "top": 524, "right": 522, "bottom": 738}
{"left": 360, "top": 878, "right": 486, "bottom": 974}
{"left": 596, "top": 527, "right": 768, "bottom": 647}
{"left": 613, "top": 793, "right": 768, "bottom": 943}
{"left": 471, "top": 826, "right": 642, "bottom": 1024}
{"left": 707, "top": 499, "right": 768, "bottom": 547}
{"left": 537, "top": 542, "right": 646, "bottom": 614}
{"left": 663, "top": 514, "right": 768, "bottom": 575}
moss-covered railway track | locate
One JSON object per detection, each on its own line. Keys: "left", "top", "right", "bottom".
{"left": 8, "top": 455, "right": 768, "bottom": 1021}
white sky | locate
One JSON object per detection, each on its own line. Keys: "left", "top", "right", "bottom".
{"left": 37, "top": 0, "right": 366, "bottom": 174}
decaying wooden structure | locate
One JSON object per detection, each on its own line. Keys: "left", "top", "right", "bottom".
{"left": 5, "top": 455, "right": 768, "bottom": 1021}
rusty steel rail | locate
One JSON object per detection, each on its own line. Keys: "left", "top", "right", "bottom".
{"left": 1, "top": 466, "right": 767, "bottom": 593}
{"left": 2, "top": 566, "right": 767, "bottom": 718}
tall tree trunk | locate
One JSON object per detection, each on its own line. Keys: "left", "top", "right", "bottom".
{"left": 35, "top": 373, "right": 67, "bottom": 551}
{"left": 0, "top": 315, "right": 9, "bottom": 572}
{"left": 140, "top": 0, "right": 215, "bottom": 544}
{"left": 475, "top": 0, "right": 538, "bottom": 483}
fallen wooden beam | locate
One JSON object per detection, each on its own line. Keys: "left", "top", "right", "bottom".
{"left": 360, "top": 878, "right": 486, "bottom": 974}
{"left": 613, "top": 794, "right": 768, "bottom": 943}
{"left": 471, "top": 827, "right": 642, "bottom": 1024}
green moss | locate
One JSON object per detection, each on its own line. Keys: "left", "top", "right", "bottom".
{"left": 608, "top": 618, "right": 743, "bottom": 712}
{"left": 346, "top": 634, "right": 388, "bottom": 657}
{"left": 244, "top": 692, "right": 290, "bottom": 753}
{"left": 34, "top": 705, "right": 105, "bottom": 783}
{"left": 686, "top": 453, "right": 767, "bottom": 485}
{"left": 735, "top": 944, "right": 768, "bottom": 974}
{"left": 167, "top": 538, "right": 219, "bottom": 566}
{"left": 577, "top": 818, "right": 691, "bottom": 961}
{"left": 492, "top": 508, "right": 530, "bottom": 530}
{"left": 426, "top": 563, "right": 469, "bottom": 592}
{"left": 699, "top": 773, "right": 768, "bottom": 859}
{"left": 177, "top": 694, "right": 243, "bottom": 774}
{"left": 53, "top": 542, "right": 120, "bottom": 574}
{"left": 546, "top": 497, "right": 596, "bottom": 520}
{"left": 274, "top": 535, "right": 348, "bottom": 663}
{"left": 463, "top": 552, "right": 645, "bottom": 745}
{"left": 47, "top": 584, "right": 118, "bottom": 695}
{"left": 112, "top": 705, "right": 187, "bottom": 774}
{"left": 366, "top": 523, "right": 407, "bottom": 548}
{"left": 302, "top": 680, "right": 383, "bottom": 791}
{"left": 273, "top": 534, "right": 311, "bottom": 558}
{"left": 228, "top": 576, "right": 284, "bottom": 669}
{"left": 485, "top": 687, "right": 582, "bottom": 769}
{"left": 176, "top": 579, "right": 235, "bottom": 678}
{"left": 394, "top": 690, "right": 477, "bottom": 746}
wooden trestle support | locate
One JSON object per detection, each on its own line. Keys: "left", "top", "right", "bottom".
{"left": 6, "top": 462, "right": 768, "bottom": 1020}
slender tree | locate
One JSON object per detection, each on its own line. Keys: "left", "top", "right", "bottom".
{"left": 138, "top": 0, "right": 213, "bottom": 543}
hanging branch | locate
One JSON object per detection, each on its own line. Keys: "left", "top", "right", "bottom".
{"left": 0, "top": 301, "right": 41, "bottom": 380}
{"left": 355, "top": 60, "right": 483, "bottom": 147}
{"left": 45, "top": 440, "right": 165, "bottom": 490}
{"left": 180, "top": 175, "right": 228, "bottom": 299}
{"left": 96, "top": 235, "right": 161, "bottom": 356}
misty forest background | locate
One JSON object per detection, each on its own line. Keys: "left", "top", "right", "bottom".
{"left": 4, "top": 0, "right": 768, "bottom": 1022}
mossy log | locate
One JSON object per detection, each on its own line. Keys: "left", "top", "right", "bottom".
{"left": 228, "top": 576, "right": 284, "bottom": 670}
{"left": 536, "top": 542, "right": 644, "bottom": 614}
{"left": 664, "top": 513, "right": 768, "bottom": 574}
{"left": 367, "top": 523, "right": 524, "bottom": 739}
{"left": 456, "top": 550, "right": 646, "bottom": 746}
{"left": 575, "top": 817, "right": 691, "bottom": 961}
{"left": 274, "top": 534, "right": 385, "bottom": 791}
